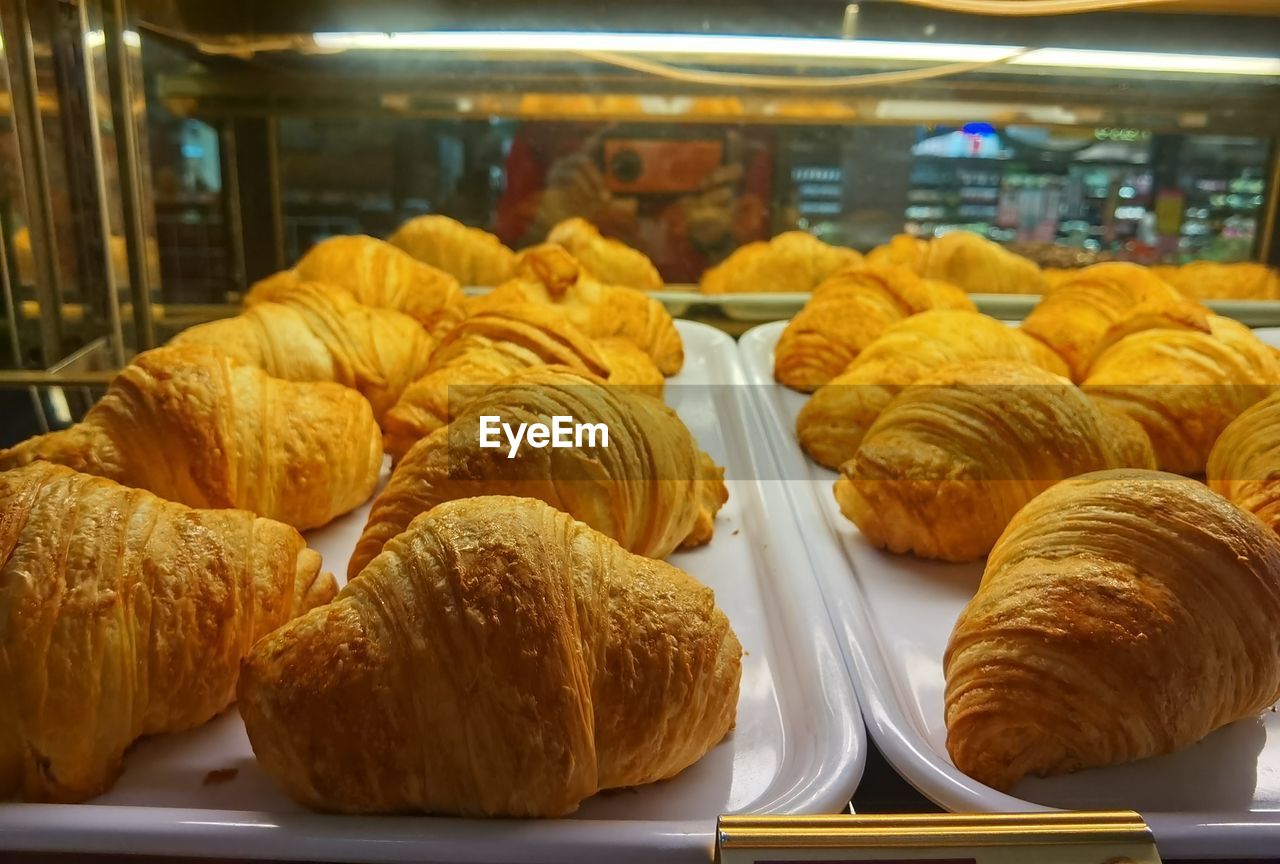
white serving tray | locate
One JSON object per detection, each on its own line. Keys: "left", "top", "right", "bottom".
{"left": 0, "top": 321, "right": 863, "bottom": 863}
{"left": 738, "top": 319, "right": 1280, "bottom": 859}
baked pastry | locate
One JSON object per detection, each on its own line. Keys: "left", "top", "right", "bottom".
{"left": 1163, "top": 261, "right": 1280, "bottom": 301}
{"left": 700, "top": 231, "right": 863, "bottom": 294}
{"left": 1084, "top": 315, "right": 1280, "bottom": 475}
{"left": 773, "top": 265, "right": 975, "bottom": 392}
{"left": 351, "top": 365, "right": 726, "bottom": 576}
{"left": 388, "top": 215, "right": 516, "bottom": 286}
{"left": 248, "top": 235, "right": 465, "bottom": 339}
{"left": 945, "top": 469, "right": 1280, "bottom": 791}
{"left": 547, "top": 217, "right": 663, "bottom": 291}
{"left": 0, "top": 344, "right": 382, "bottom": 531}
{"left": 172, "top": 281, "right": 434, "bottom": 422}
{"left": 381, "top": 304, "right": 621, "bottom": 459}
{"left": 917, "top": 231, "right": 1046, "bottom": 295}
{"left": 834, "top": 361, "right": 1155, "bottom": 562}
{"left": 239, "top": 496, "right": 742, "bottom": 817}
{"left": 796, "top": 310, "right": 1070, "bottom": 470}
{"left": 592, "top": 337, "right": 665, "bottom": 397}
{"left": 1208, "top": 392, "right": 1280, "bottom": 534}
{"left": 1021, "top": 262, "right": 1207, "bottom": 381}
{"left": 0, "top": 462, "right": 335, "bottom": 803}
{"left": 865, "top": 234, "right": 929, "bottom": 272}
{"left": 475, "top": 244, "right": 683, "bottom": 374}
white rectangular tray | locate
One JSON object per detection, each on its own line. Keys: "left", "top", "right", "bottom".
{"left": 0, "top": 321, "right": 863, "bottom": 863}
{"left": 738, "top": 319, "right": 1280, "bottom": 859}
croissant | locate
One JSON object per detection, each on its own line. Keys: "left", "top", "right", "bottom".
{"left": 0, "top": 345, "right": 382, "bottom": 531}
{"left": 700, "top": 231, "right": 863, "bottom": 294}
{"left": 388, "top": 215, "right": 516, "bottom": 286}
{"left": 1021, "top": 262, "right": 1207, "bottom": 380}
{"left": 351, "top": 365, "right": 726, "bottom": 577}
{"left": 834, "top": 361, "right": 1155, "bottom": 562}
{"left": 547, "top": 217, "right": 663, "bottom": 291}
{"left": 916, "top": 231, "right": 1045, "bottom": 295}
{"left": 1162, "top": 261, "right": 1280, "bottom": 301}
{"left": 774, "top": 265, "right": 975, "bottom": 392}
{"left": 865, "top": 234, "right": 929, "bottom": 272}
{"left": 945, "top": 469, "right": 1280, "bottom": 791}
{"left": 239, "top": 496, "right": 741, "bottom": 817}
{"left": 0, "top": 462, "right": 335, "bottom": 803}
{"left": 1083, "top": 315, "right": 1280, "bottom": 475}
{"left": 1208, "top": 392, "right": 1280, "bottom": 534}
{"left": 248, "top": 235, "right": 465, "bottom": 339}
{"left": 476, "top": 243, "right": 683, "bottom": 374}
{"left": 796, "top": 310, "right": 1070, "bottom": 470}
{"left": 172, "top": 281, "right": 434, "bottom": 422}
{"left": 592, "top": 337, "right": 664, "bottom": 397}
{"left": 381, "top": 304, "right": 617, "bottom": 459}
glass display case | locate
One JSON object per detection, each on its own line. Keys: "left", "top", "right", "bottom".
{"left": 1, "top": 3, "right": 1279, "bottom": 861}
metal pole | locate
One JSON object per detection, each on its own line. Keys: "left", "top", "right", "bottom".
{"left": 1, "top": 0, "right": 63, "bottom": 366}
{"left": 102, "top": 0, "right": 155, "bottom": 349}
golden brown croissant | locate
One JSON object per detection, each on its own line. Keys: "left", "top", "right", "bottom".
{"left": 0, "top": 462, "right": 335, "bottom": 803}
{"left": 592, "top": 337, "right": 665, "bottom": 397}
{"left": 475, "top": 243, "right": 683, "bottom": 375}
{"left": 700, "top": 231, "right": 863, "bottom": 294}
{"left": 864, "top": 233, "right": 929, "bottom": 272}
{"left": 381, "top": 304, "right": 615, "bottom": 459}
{"left": 796, "top": 310, "right": 1070, "bottom": 470}
{"left": 1021, "top": 262, "right": 1207, "bottom": 381}
{"left": 239, "top": 496, "right": 742, "bottom": 817}
{"left": 388, "top": 215, "right": 516, "bottom": 286}
{"left": 774, "top": 265, "right": 975, "bottom": 392}
{"left": 1208, "top": 392, "right": 1280, "bottom": 534}
{"left": 1084, "top": 315, "right": 1280, "bottom": 475}
{"left": 945, "top": 469, "right": 1280, "bottom": 791}
{"left": 0, "top": 344, "right": 382, "bottom": 531}
{"left": 834, "top": 361, "right": 1155, "bottom": 562}
{"left": 172, "top": 282, "right": 434, "bottom": 422}
{"left": 1163, "top": 261, "right": 1280, "bottom": 301}
{"left": 547, "top": 217, "right": 663, "bottom": 291}
{"left": 351, "top": 365, "right": 726, "bottom": 576}
{"left": 248, "top": 235, "right": 465, "bottom": 339}
{"left": 916, "top": 231, "right": 1046, "bottom": 295}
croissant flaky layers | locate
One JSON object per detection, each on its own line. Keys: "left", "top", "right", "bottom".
{"left": 352, "top": 365, "right": 726, "bottom": 577}
{"left": 0, "top": 463, "right": 335, "bottom": 803}
{"left": 945, "top": 470, "right": 1280, "bottom": 791}
{"left": 0, "top": 344, "right": 382, "bottom": 531}
{"left": 834, "top": 361, "right": 1155, "bottom": 562}
{"left": 239, "top": 496, "right": 742, "bottom": 817}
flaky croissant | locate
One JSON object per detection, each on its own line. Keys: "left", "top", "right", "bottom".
{"left": 381, "top": 304, "right": 618, "bottom": 459}
{"left": 774, "top": 265, "right": 975, "bottom": 392}
{"left": 239, "top": 496, "right": 741, "bottom": 817}
{"left": 916, "top": 230, "right": 1045, "bottom": 295}
{"left": 172, "top": 281, "right": 434, "bottom": 422}
{"left": 1208, "top": 392, "right": 1280, "bottom": 534}
{"left": 700, "top": 230, "right": 863, "bottom": 294}
{"left": 1022, "top": 262, "right": 1207, "bottom": 381}
{"left": 547, "top": 217, "right": 663, "bottom": 291}
{"left": 865, "top": 234, "right": 929, "bottom": 272}
{"left": 1084, "top": 314, "right": 1280, "bottom": 475}
{"left": 475, "top": 243, "right": 683, "bottom": 375}
{"left": 834, "top": 361, "right": 1155, "bottom": 562}
{"left": 248, "top": 235, "right": 465, "bottom": 339}
{"left": 0, "top": 462, "right": 335, "bottom": 803}
{"left": 388, "top": 215, "right": 516, "bottom": 286}
{"left": 797, "top": 310, "right": 1070, "bottom": 470}
{"left": 351, "top": 365, "right": 726, "bottom": 576}
{"left": 945, "top": 469, "right": 1280, "bottom": 791}
{"left": 0, "top": 344, "right": 382, "bottom": 530}
{"left": 1163, "top": 261, "right": 1280, "bottom": 301}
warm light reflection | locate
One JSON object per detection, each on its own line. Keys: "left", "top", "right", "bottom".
{"left": 310, "top": 31, "right": 1280, "bottom": 77}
